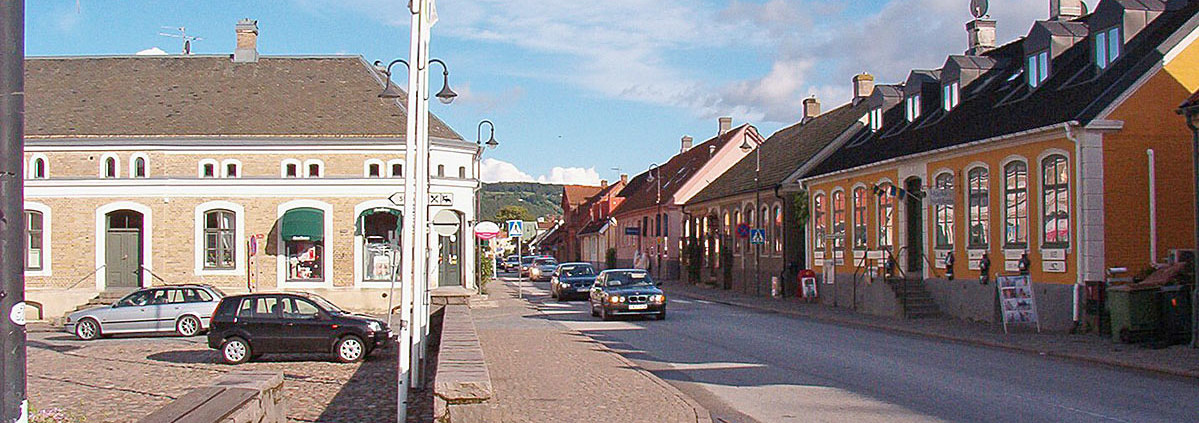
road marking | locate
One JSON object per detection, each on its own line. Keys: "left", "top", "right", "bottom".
{"left": 671, "top": 299, "right": 692, "bottom": 304}
{"left": 694, "top": 299, "right": 714, "bottom": 305}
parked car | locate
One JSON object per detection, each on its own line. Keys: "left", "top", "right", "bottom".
{"left": 529, "top": 257, "right": 559, "bottom": 281}
{"left": 503, "top": 255, "right": 520, "bottom": 272}
{"left": 207, "top": 292, "right": 391, "bottom": 364}
{"left": 589, "top": 269, "right": 666, "bottom": 321}
{"left": 65, "top": 284, "right": 225, "bottom": 340}
{"left": 550, "top": 262, "right": 598, "bottom": 301}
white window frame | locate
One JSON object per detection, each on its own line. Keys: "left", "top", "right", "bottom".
{"left": 905, "top": 95, "right": 921, "bottom": 122}
{"left": 281, "top": 159, "right": 301, "bottom": 178}
{"left": 387, "top": 159, "right": 404, "bottom": 178}
{"left": 354, "top": 200, "right": 404, "bottom": 287}
{"left": 100, "top": 153, "right": 120, "bottom": 178}
{"left": 1029, "top": 51, "right": 1050, "bottom": 88}
{"left": 1096, "top": 27, "right": 1121, "bottom": 70}
{"left": 198, "top": 159, "right": 219, "bottom": 178}
{"left": 364, "top": 159, "right": 385, "bottom": 178}
{"left": 1037, "top": 149, "right": 1073, "bottom": 251}
{"left": 129, "top": 153, "right": 149, "bottom": 178}
{"left": 943, "top": 82, "right": 960, "bottom": 111}
{"left": 221, "top": 159, "right": 242, "bottom": 178}
{"left": 870, "top": 108, "right": 883, "bottom": 131}
{"left": 94, "top": 201, "right": 154, "bottom": 290}
{"left": 194, "top": 201, "right": 246, "bottom": 276}
{"left": 303, "top": 159, "right": 325, "bottom": 178}
{"left": 28, "top": 153, "right": 48, "bottom": 179}
{"left": 23, "top": 202, "right": 51, "bottom": 277}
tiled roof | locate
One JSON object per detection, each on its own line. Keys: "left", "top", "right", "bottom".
{"left": 578, "top": 219, "right": 608, "bottom": 235}
{"left": 25, "top": 55, "right": 462, "bottom": 139}
{"left": 807, "top": 2, "right": 1199, "bottom": 177}
{"left": 689, "top": 102, "right": 870, "bottom": 204}
{"left": 563, "top": 185, "right": 603, "bottom": 208}
{"left": 614, "top": 125, "right": 746, "bottom": 214}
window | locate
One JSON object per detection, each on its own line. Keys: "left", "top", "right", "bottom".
{"left": 1042, "top": 155, "right": 1070, "bottom": 248}
{"left": 852, "top": 187, "right": 868, "bottom": 249}
{"left": 30, "top": 156, "right": 46, "bottom": 179}
{"left": 814, "top": 194, "right": 827, "bottom": 251}
{"left": 200, "top": 159, "right": 217, "bottom": 178}
{"left": 905, "top": 95, "right": 921, "bottom": 122}
{"left": 967, "top": 167, "right": 990, "bottom": 248}
{"left": 934, "top": 173, "right": 955, "bottom": 250}
{"left": 103, "top": 156, "right": 118, "bottom": 178}
{"left": 133, "top": 157, "right": 147, "bottom": 178}
{"left": 832, "top": 191, "right": 846, "bottom": 250}
{"left": 1027, "top": 51, "right": 1050, "bottom": 88}
{"left": 24, "top": 211, "right": 42, "bottom": 271}
{"left": 1096, "top": 27, "right": 1121, "bottom": 70}
{"left": 368, "top": 163, "right": 382, "bottom": 178}
{"left": 308, "top": 164, "right": 321, "bottom": 177}
{"left": 204, "top": 210, "right": 236, "bottom": 270}
{"left": 773, "top": 205, "right": 783, "bottom": 254}
{"left": 459, "top": 166, "right": 467, "bottom": 179}
{"left": 642, "top": 216, "right": 649, "bottom": 238}
{"left": 391, "top": 163, "right": 403, "bottom": 177}
{"left": 223, "top": 160, "right": 240, "bottom": 178}
{"left": 662, "top": 214, "right": 669, "bottom": 238}
{"left": 943, "top": 82, "right": 960, "bottom": 111}
{"left": 878, "top": 183, "right": 894, "bottom": 249}
{"left": 760, "top": 205, "right": 769, "bottom": 252}
{"left": 1003, "top": 161, "right": 1028, "bottom": 248}
{"left": 284, "top": 208, "right": 324, "bottom": 282}
{"left": 283, "top": 160, "right": 300, "bottom": 178}
{"left": 437, "top": 165, "right": 446, "bottom": 177}
{"left": 869, "top": 108, "right": 883, "bottom": 131}
{"left": 733, "top": 209, "right": 742, "bottom": 253}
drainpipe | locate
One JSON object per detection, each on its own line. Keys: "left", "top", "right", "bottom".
{"left": 1066, "top": 122, "right": 1082, "bottom": 326}
{"left": 1148, "top": 149, "right": 1161, "bottom": 266}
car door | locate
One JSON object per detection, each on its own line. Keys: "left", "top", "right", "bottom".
{"left": 239, "top": 296, "right": 284, "bottom": 353}
{"left": 105, "top": 290, "right": 154, "bottom": 333}
{"left": 279, "top": 297, "right": 336, "bottom": 353}
{"left": 154, "top": 289, "right": 186, "bottom": 332}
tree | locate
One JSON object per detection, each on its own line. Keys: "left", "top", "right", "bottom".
{"left": 494, "top": 205, "right": 534, "bottom": 223}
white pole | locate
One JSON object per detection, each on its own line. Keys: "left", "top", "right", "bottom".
{"left": 410, "top": 1, "right": 432, "bottom": 390}
{"left": 396, "top": 1, "right": 425, "bottom": 420}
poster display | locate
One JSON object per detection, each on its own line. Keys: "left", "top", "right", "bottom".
{"left": 997, "top": 275, "right": 1041, "bottom": 333}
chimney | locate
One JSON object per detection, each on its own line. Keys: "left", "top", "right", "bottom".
{"left": 620, "top": 173, "right": 628, "bottom": 185}
{"left": 718, "top": 117, "right": 732, "bottom": 136}
{"left": 233, "top": 19, "right": 259, "bottom": 63}
{"left": 680, "top": 136, "right": 694, "bottom": 153}
{"left": 1050, "top": 0, "right": 1085, "bottom": 21}
{"left": 802, "top": 96, "right": 821, "bottom": 122}
{"left": 853, "top": 73, "right": 875, "bottom": 102}
{"left": 966, "top": 18, "right": 997, "bottom": 55}
{"left": 600, "top": 179, "right": 608, "bottom": 189}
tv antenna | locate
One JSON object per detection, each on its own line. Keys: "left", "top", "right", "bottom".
{"left": 158, "top": 26, "right": 203, "bottom": 55}
{"left": 970, "top": 0, "right": 989, "bottom": 19}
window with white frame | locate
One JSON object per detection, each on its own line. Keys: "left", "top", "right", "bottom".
{"left": 305, "top": 160, "right": 323, "bottom": 178}
{"left": 131, "top": 155, "right": 148, "bottom": 178}
{"left": 942, "top": 82, "right": 960, "bottom": 111}
{"left": 905, "top": 95, "right": 921, "bottom": 122}
{"left": 813, "top": 194, "right": 827, "bottom": 251}
{"left": 852, "top": 187, "right": 868, "bottom": 249}
{"left": 1042, "top": 155, "right": 1070, "bottom": 248}
{"left": 24, "top": 211, "right": 43, "bottom": 271}
{"left": 222, "top": 160, "right": 241, "bottom": 178}
{"left": 437, "top": 164, "right": 446, "bottom": 177}
{"left": 200, "top": 159, "right": 217, "bottom": 178}
{"left": 1096, "top": 27, "right": 1121, "bottom": 70}
{"left": 283, "top": 160, "right": 300, "bottom": 178}
{"left": 878, "top": 183, "right": 894, "bottom": 249}
{"left": 388, "top": 160, "right": 403, "bottom": 178}
{"left": 934, "top": 173, "right": 955, "bottom": 250}
{"left": 832, "top": 191, "right": 846, "bottom": 250}
{"left": 368, "top": 163, "right": 382, "bottom": 178}
{"left": 1027, "top": 51, "right": 1050, "bottom": 88}
{"left": 967, "top": 167, "right": 990, "bottom": 248}
{"left": 102, "top": 155, "right": 119, "bottom": 178}
{"left": 29, "top": 156, "right": 47, "bottom": 179}
{"left": 869, "top": 108, "right": 883, "bottom": 131}
{"left": 203, "top": 210, "right": 236, "bottom": 270}
{"left": 1003, "top": 161, "right": 1028, "bottom": 248}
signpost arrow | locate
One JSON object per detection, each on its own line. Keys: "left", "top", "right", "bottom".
{"left": 388, "top": 192, "right": 405, "bottom": 206}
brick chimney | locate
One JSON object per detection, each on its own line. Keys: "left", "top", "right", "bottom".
{"left": 233, "top": 19, "right": 259, "bottom": 63}
{"left": 600, "top": 179, "right": 608, "bottom": 189}
{"left": 853, "top": 73, "right": 875, "bottom": 102}
{"left": 620, "top": 173, "right": 628, "bottom": 185}
{"left": 680, "top": 136, "right": 694, "bottom": 153}
{"left": 966, "top": 18, "right": 997, "bottom": 55}
{"left": 718, "top": 117, "right": 732, "bottom": 136}
{"left": 802, "top": 96, "right": 821, "bottom": 122}
{"left": 1050, "top": 0, "right": 1085, "bottom": 21}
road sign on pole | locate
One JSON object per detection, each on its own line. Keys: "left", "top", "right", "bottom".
{"left": 507, "top": 220, "right": 524, "bottom": 238}
{"left": 750, "top": 229, "right": 766, "bottom": 245}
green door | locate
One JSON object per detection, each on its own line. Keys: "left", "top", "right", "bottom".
{"left": 438, "top": 234, "right": 462, "bottom": 287}
{"left": 105, "top": 211, "right": 143, "bottom": 289}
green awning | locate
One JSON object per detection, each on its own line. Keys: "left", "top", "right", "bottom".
{"left": 355, "top": 207, "right": 403, "bottom": 236}
{"left": 281, "top": 208, "right": 324, "bottom": 241}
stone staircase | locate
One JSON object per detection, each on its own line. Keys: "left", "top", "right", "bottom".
{"left": 54, "top": 291, "right": 133, "bottom": 325}
{"left": 888, "top": 278, "right": 942, "bottom": 319}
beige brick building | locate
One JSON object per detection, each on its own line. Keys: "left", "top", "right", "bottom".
{"left": 22, "top": 22, "right": 481, "bottom": 319}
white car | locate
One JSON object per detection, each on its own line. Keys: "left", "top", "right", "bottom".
{"left": 65, "top": 285, "right": 225, "bottom": 340}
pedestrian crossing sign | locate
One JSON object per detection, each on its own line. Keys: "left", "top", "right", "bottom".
{"left": 507, "top": 220, "right": 524, "bottom": 238}
{"left": 750, "top": 229, "right": 766, "bottom": 245}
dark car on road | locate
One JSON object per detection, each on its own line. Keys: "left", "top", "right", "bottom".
{"left": 550, "top": 263, "right": 598, "bottom": 301}
{"left": 503, "top": 255, "right": 520, "bottom": 272}
{"left": 207, "top": 292, "right": 391, "bottom": 364}
{"left": 589, "top": 269, "right": 666, "bottom": 320}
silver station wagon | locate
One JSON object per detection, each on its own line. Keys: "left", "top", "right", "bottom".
{"left": 65, "top": 284, "right": 226, "bottom": 340}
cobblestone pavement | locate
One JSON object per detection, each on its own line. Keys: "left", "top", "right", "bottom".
{"left": 26, "top": 322, "right": 434, "bottom": 423}
{"left": 662, "top": 281, "right": 1199, "bottom": 378}
{"left": 470, "top": 276, "right": 708, "bottom": 422}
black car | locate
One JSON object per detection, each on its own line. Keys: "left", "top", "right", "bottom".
{"left": 207, "top": 292, "right": 391, "bottom": 364}
{"left": 589, "top": 269, "right": 666, "bottom": 321}
{"left": 550, "top": 262, "right": 598, "bottom": 301}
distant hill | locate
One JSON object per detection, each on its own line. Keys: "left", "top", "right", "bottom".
{"left": 481, "top": 182, "right": 565, "bottom": 221}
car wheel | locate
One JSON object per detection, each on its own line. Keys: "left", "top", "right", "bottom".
{"left": 176, "top": 315, "right": 201, "bottom": 337}
{"left": 590, "top": 302, "right": 599, "bottom": 317}
{"left": 550, "top": 287, "right": 557, "bottom": 299}
{"left": 75, "top": 318, "right": 100, "bottom": 341}
{"left": 600, "top": 306, "right": 612, "bottom": 321}
{"left": 335, "top": 335, "right": 366, "bottom": 363}
{"left": 656, "top": 310, "right": 666, "bottom": 321}
{"left": 221, "top": 337, "right": 251, "bottom": 364}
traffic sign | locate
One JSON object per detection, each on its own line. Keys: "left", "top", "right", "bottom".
{"left": 750, "top": 229, "right": 766, "bottom": 245}
{"left": 507, "top": 220, "right": 524, "bottom": 238}
{"left": 429, "top": 192, "right": 454, "bottom": 206}
{"left": 736, "top": 223, "right": 751, "bottom": 239}
{"left": 388, "top": 192, "right": 404, "bottom": 206}
{"left": 625, "top": 227, "right": 640, "bottom": 236}
{"left": 432, "top": 210, "right": 461, "bottom": 236}
{"left": 474, "top": 221, "right": 501, "bottom": 240}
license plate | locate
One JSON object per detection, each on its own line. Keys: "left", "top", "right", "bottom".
{"left": 577, "top": 288, "right": 590, "bottom": 292}
{"left": 628, "top": 304, "right": 648, "bottom": 310}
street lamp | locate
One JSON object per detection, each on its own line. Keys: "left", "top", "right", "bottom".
{"left": 647, "top": 163, "right": 662, "bottom": 279}
{"left": 740, "top": 130, "right": 762, "bottom": 296}
{"left": 478, "top": 120, "right": 499, "bottom": 149}
{"left": 374, "top": 58, "right": 457, "bottom": 104}
{"left": 1181, "top": 106, "right": 1199, "bottom": 348}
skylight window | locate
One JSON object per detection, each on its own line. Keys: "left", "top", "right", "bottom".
{"left": 869, "top": 108, "right": 883, "bottom": 131}
{"left": 942, "top": 82, "right": 960, "bottom": 111}
{"left": 1027, "top": 51, "right": 1049, "bottom": 88}
{"left": 905, "top": 95, "right": 921, "bottom": 122}
{"left": 1096, "top": 27, "right": 1121, "bottom": 70}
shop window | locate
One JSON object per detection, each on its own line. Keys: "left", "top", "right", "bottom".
{"left": 813, "top": 194, "right": 826, "bottom": 251}
{"left": 203, "top": 210, "right": 236, "bottom": 270}
{"left": 878, "top": 183, "right": 894, "bottom": 249}
{"left": 967, "top": 167, "right": 990, "bottom": 248}
{"left": 852, "top": 187, "right": 868, "bottom": 249}
{"left": 832, "top": 191, "right": 846, "bottom": 251}
{"left": 1003, "top": 161, "right": 1028, "bottom": 248}
{"left": 360, "top": 208, "right": 401, "bottom": 282}
{"left": 934, "top": 173, "right": 955, "bottom": 249}
{"left": 24, "top": 211, "right": 42, "bottom": 271}
{"left": 281, "top": 207, "right": 324, "bottom": 282}
{"left": 1042, "top": 155, "right": 1070, "bottom": 248}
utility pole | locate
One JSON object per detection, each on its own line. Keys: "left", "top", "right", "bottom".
{"left": 0, "top": 2, "right": 25, "bottom": 422}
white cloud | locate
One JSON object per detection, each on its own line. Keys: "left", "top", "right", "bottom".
{"left": 480, "top": 158, "right": 602, "bottom": 186}
{"left": 135, "top": 47, "right": 169, "bottom": 56}
{"left": 537, "top": 167, "right": 602, "bottom": 186}
{"left": 480, "top": 158, "right": 533, "bottom": 183}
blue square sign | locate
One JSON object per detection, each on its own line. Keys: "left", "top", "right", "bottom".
{"left": 750, "top": 229, "right": 766, "bottom": 245}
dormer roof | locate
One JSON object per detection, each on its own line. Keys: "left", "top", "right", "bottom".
{"left": 1025, "top": 20, "right": 1090, "bottom": 57}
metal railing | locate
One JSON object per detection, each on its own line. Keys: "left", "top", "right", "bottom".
{"left": 139, "top": 265, "right": 168, "bottom": 284}
{"left": 64, "top": 265, "right": 105, "bottom": 290}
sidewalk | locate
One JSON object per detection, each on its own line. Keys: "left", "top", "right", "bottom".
{"left": 468, "top": 278, "right": 710, "bottom": 422}
{"left": 662, "top": 280, "right": 1199, "bottom": 379}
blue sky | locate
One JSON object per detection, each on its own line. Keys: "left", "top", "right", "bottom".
{"left": 27, "top": 0, "right": 1046, "bottom": 185}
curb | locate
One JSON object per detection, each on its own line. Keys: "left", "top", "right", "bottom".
{"left": 666, "top": 285, "right": 1199, "bottom": 380}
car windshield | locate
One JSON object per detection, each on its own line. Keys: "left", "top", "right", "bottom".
{"left": 521, "top": 257, "right": 535, "bottom": 265}
{"left": 604, "top": 271, "right": 653, "bottom": 287}
{"left": 117, "top": 290, "right": 153, "bottom": 307}
{"left": 560, "top": 265, "right": 596, "bottom": 277}
{"left": 306, "top": 294, "right": 344, "bottom": 314}
{"left": 535, "top": 259, "right": 557, "bottom": 266}
{"left": 506, "top": 256, "right": 518, "bottom": 262}
{"left": 207, "top": 286, "right": 227, "bottom": 298}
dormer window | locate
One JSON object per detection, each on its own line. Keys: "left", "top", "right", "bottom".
{"left": 869, "top": 108, "right": 883, "bottom": 131}
{"left": 905, "top": 95, "right": 921, "bottom": 122}
{"left": 942, "top": 82, "right": 960, "bottom": 111}
{"left": 1027, "top": 51, "right": 1049, "bottom": 88}
{"left": 1096, "top": 27, "right": 1121, "bottom": 70}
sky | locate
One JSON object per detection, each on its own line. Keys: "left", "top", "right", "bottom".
{"left": 26, "top": 0, "right": 1049, "bottom": 186}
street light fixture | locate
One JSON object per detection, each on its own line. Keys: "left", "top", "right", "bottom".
{"left": 740, "top": 129, "right": 763, "bottom": 296}
{"left": 478, "top": 119, "right": 499, "bottom": 149}
{"left": 374, "top": 58, "right": 457, "bottom": 104}
{"left": 647, "top": 163, "right": 662, "bottom": 279}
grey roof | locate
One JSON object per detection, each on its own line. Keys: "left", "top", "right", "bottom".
{"left": 25, "top": 55, "right": 462, "bottom": 140}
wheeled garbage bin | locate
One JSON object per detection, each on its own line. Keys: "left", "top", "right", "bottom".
{"left": 1108, "top": 284, "right": 1161, "bottom": 343}
{"left": 1158, "top": 285, "right": 1193, "bottom": 345}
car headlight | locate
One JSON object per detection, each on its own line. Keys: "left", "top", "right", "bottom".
{"left": 609, "top": 296, "right": 621, "bottom": 304}
{"left": 651, "top": 295, "right": 666, "bottom": 303}
{"left": 367, "top": 321, "right": 382, "bottom": 332}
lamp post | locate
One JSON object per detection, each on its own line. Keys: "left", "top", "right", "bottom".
{"left": 475, "top": 120, "right": 498, "bottom": 293}
{"left": 647, "top": 163, "right": 661, "bottom": 279}
{"left": 0, "top": 2, "right": 24, "bottom": 421}
{"left": 740, "top": 132, "right": 761, "bottom": 296}
{"left": 1184, "top": 107, "right": 1199, "bottom": 348}
{"left": 375, "top": 58, "right": 457, "bottom": 104}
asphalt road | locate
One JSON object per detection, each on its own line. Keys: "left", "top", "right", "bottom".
{"left": 502, "top": 275, "right": 1199, "bottom": 423}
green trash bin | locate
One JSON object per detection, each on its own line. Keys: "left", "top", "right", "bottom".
{"left": 1107, "top": 284, "right": 1161, "bottom": 343}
